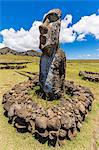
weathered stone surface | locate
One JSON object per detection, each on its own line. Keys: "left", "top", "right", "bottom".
{"left": 59, "top": 129, "right": 67, "bottom": 139}
{"left": 35, "top": 116, "right": 47, "bottom": 130}
{"left": 39, "top": 9, "right": 66, "bottom": 99}
{"left": 48, "top": 116, "right": 61, "bottom": 130}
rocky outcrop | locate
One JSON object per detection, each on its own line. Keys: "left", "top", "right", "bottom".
{"left": 79, "top": 71, "right": 99, "bottom": 82}
{"left": 39, "top": 9, "right": 66, "bottom": 99}
{"left": 2, "top": 76, "right": 94, "bottom": 147}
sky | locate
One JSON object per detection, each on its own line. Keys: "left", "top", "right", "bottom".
{"left": 0, "top": 0, "right": 99, "bottom": 59}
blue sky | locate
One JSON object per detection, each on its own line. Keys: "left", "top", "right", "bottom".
{"left": 0, "top": 0, "right": 99, "bottom": 59}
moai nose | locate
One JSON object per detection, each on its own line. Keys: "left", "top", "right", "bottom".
{"left": 39, "top": 25, "right": 48, "bottom": 34}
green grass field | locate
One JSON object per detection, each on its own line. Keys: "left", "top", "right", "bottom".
{"left": 0, "top": 55, "right": 99, "bottom": 150}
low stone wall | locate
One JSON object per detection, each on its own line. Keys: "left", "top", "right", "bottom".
{"left": 0, "top": 62, "right": 32, "bottom": 65}
{"left": 2, "top": 76, "right": 94, "bottom": 146}
{"left": 0, "top": 65, "right": 27, "bottom": 69}
{"left": 79, "top": 71, "right": 99, "bottom": 82}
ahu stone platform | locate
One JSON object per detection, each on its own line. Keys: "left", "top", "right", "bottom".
{"left": 0, "top": 65, "right": 27, "bottom": 70}
{"left": 2, "top": 75, "right": 94, "bottom": 147}
{"left": 79, "top": 71, "right": 99, "bottom": 82}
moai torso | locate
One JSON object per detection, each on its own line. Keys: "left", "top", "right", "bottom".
{"left": 39, "top": 9, "right": 66, "bottom": 99}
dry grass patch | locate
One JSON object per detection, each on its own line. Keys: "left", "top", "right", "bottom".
{"left": 0, "top": 55, "right": 99, "bottom": 150}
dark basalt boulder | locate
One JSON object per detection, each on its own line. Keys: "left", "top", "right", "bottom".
{"left": 35, "top": 116, "right": 48, "bottom": 130}
{"left": 47, "top": 117, "right": 61, "bottom": 131}
{"left": 59, "top": 129, "right": 67, "bottom": 139}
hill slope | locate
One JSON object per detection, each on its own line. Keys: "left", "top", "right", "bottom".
{"left": 0, "top": 47, "right": 41, "bottom": 57}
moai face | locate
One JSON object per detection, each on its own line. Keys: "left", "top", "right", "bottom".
{"left": 39, "top": 9, "right": 61, "bottom": 56}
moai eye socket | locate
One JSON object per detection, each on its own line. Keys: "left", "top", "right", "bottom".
{"left": 39, "top": 25, "right": 48, "bottom": 34}
{"left": 43, "top": 13, "right": 59, "bottom": 23}
{"left": 48, "top": 13, "right": 59, "bottom": 22}
{"left": 40, "top": 35, "right": 46, "bottom": 45}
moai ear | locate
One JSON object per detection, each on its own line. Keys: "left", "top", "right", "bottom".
{"left": 40, "top": 35, "right": 46, "bottom": 45}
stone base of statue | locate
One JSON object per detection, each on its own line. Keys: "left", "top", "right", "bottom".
{"left": 2, "top": 74, "right": 94, "bottom": 147}
{"left": 79, "top": 71, "right": 99, "bottom": 82}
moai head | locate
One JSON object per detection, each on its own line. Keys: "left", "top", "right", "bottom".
{"left": 39, "top": 9, "right": 61, "bottom": 56}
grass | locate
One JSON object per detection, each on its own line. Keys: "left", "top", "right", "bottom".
{"left": 0, "top": 54, "right": 39, "bottom": 64}
{"left": 28, "top": 85, "right": 60, "bottom": 108}
{"left": 0, "top": 55, "right": 99, "bottom": 150}
{"left": 28, "top": 85, "right": 71, "bottom": 108}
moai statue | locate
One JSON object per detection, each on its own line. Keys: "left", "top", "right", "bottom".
{"left": 39, "top": 9, "right": 66, "bottom": 99}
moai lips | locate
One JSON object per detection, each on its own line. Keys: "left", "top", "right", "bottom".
{"left": 39, "top": 9, "right": 66, "bottom": 99}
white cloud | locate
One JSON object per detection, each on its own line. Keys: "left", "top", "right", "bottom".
{"left": 60, "top": 14, "right": 76, "bottom": 43}
{"left": 73, "top": 14, "right": 99, "bottom": 40}
{"left": 0, "top": 21, "right": 42, "bottom": 51}
{"left": 87, "top": 54, "right": 91, "bottom": 57}
{"left": 81, "top": 54, "right": 91, "bottom": 57}
{"left": 78, "top": 53, "right": 99, "bottom": 59}
{"left": 0, "top": 13, "right": 99, "bottom": 51}
{"left": 76, "top": 33, "right": 86, "bottom": 41}
{"left": 0, "top": 43, "right": 5, "bottom": 49}
{"left": 61, "top": 14, "right": 72, "bottom": 28}
{"left": 60, "top": 27, "right": 76, "bottom": 43}
{"left": 96, "top": 48, "right": 99, "bottom": 51}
